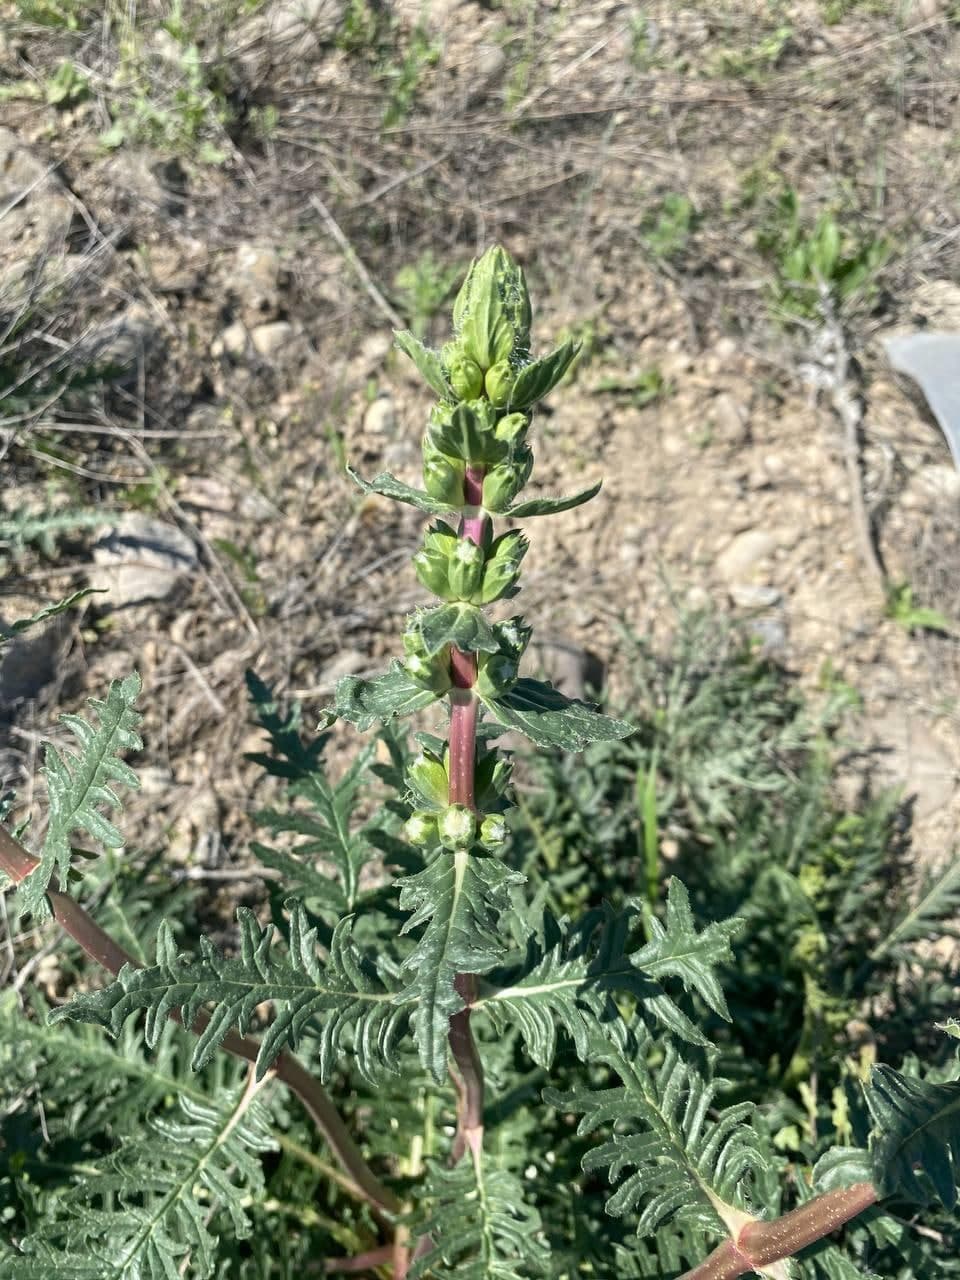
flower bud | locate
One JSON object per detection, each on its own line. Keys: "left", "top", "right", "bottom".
{"left": 447, "top": 537, "right": 485, "bottom": 601}
{"left": 423, "top": 450, "right": 465, "bottom": 506}
{"left": 481, "top": 447, "right": 533, "bottom": 513}
{"left": 438, "top": 804, "right": 477, "bottom": 850}
{"left": 494, "top": 412, "right": 528, "bottom": 444}
{"left": 412, "top": 523, "right": 458, "bottom": 600}
{"left": 454, "top": 247, "right": 532, "bottom": 371}
{"left": 479, "top": 530, "right": 527, "bottom": 604}
{"left": 405, "top": 811, "right": 439, "bottom": 847}
{"left": 448, "top": 353, "right": 484, "bottom": 401}
{"left": 475, "top": 616, "right": 532, "bottom": 700}
{"left": 402, "top": 651, "right": 452, "bottom": 695}
{"left": 484, "top": 361, "right": 514, "bottom": 407}
{"left": 407, "top": 749, "right": 449, "bottom": 810}
{"left": 479, "top": 815, "right": 507, "bottom": 848}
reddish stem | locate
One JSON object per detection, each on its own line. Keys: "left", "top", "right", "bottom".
{"left": 678, "top": 1182, "right": 879, "bottom": 1280}
{"left": 459, "top": 464, "right": 487, "bottom": 546}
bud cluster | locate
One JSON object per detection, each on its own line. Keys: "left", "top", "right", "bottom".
{"left": 402, "top": 742, "right": 513, "bottom": 852}
{"left": 413, "top": 523, "right": 528, "bottom": 606}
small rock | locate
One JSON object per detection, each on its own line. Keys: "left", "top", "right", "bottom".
{"left": 716, "top": 529, "right": 777, "bottom": 581}
{"left": 0, "top": 600, "right": 71, "bottom": 708}
{"left": 357, "top": 332, "right": 393, "bottom": 373}
{"left": 233, "top": 242, "right": 282, "bottom": 322}
{"left": 90, "top": 514, "right": 198, "bottom": 607}
{"left": 212, "top": 321, "right": 248, "bottom": 357}
{"left": 729, "top": 583, "right": 782, "bottom": 609}
{"left": 364, "top": 395, "right": 396, "bottom": 435}
{"left": 900, "top": 463, "right": 960, "bottom": 512}
{"left": 315, "top": 649, "right": 369, "bottom": 691}
{"left": 712, "top": 336, "right": 738, "bottom": 362}
{"left": 251, "top": 321, "right": 294, "bottom": 358}
{"left": 748, "top": 615, "right": 788, "bottom": 657}
{"left": 710, "top": 392, "right": 749, "bottom": 442}
{"left": 475, "top": 45, "right": 507, "bottom": 81}
{"left": 530, "top": 639, "right": 604, "bottom": 701}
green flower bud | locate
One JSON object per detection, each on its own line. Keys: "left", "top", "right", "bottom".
{"left": 438, "top": 804, "right": 477, "bottom": 850}
{"left": 447, "top": 537, "right": 485, "bottom": 601}
{"left": 454, "top": 247, "right": 532, "bottom": 371}
{"left": 413, "top": 523, "right": 458, "bottom": 600}
{"left": 407, "top": 749, "right": 449, "bottom": 810}
{"left": 494, "top": 412, "right": 528, "bottom": 444}
{"left": 479, "top": 815, "right": 507, "bottom": 848}
{"left": 479, "top": 530, "right": 528, "bottom": 604}
{"left": 476, "top": 754, "right": 513, "bottom": 810}
{"left": 484, "top": 361, "right": 515, "bottom": 407}
{"left": 405, "top": 811, "right": 439, "bottom": 847}
{"left": 423, "top": 450, "right": 465, "bottom": 506}
{"left": 475, "top": 616, "right": 532, "bottom": 700}
{"left": 448, "top": 353, "right": 484, "bottom": 401}
{"left": 402, "top": 651, "right": 453, "bottom": 695}
{"left": 481, "top": 447, "right": 533, "bottom": 513}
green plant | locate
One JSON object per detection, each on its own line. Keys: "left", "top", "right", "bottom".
{"left": 3, "top": 249, "right": 960, "bottom": 1279}
{"left": 885, "top": 581, "right": 955, "bottom": 635}
{"left": 392, "top": 251, "right": 464, "bottom": 340}
{"left": 757, "top": 187, "right": 890, "bottom": 319}
{"left": 381, "top": 22, "right": 442, "bottom": 130}
{"left": 641, "top": 192, "right": 699, "bottom": 262}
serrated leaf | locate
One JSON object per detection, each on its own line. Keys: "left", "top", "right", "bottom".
{"left": 812, "top": 1146, "right": 875, "bottom": 1192}
{"left": 409, "top": 1159, "right": 551, "bottom": 1280}
{"left": 480, "top": 677, "right": 634, "bottom": 751}
{"left": 631, "top": 879, "right": 743, "bottom": 1022}
{"left": 501, "top": 479, "right": 602, "bottom": 518}
{"left": 53, "top": 906, "right": 412, "bottom": 1083}
{"left": 545, "top": 1022, "right": 776, "bottom": 1244}
{"left": 394, "top": 329, "right": 451, "bottom": 397}
{"left": 334, "top": 662, "right": 440, "bottom": 730}
{"left": 398, "top": 849, "right": 523, "bottom": 1081}
{"left": 16, "top": 672, "right": 142, "bottom": 921}
{"left": 509, "top": 339, "right": 579, "bottom": 408}
{"left": 348, "top": 466, "right": 458, "bottom": 515}
{"left": 418, "top": 602, "right": 501, "bottom": 658}
{"left": 866, "top": 1064, "right": 960, "bottom": 1208}
{"left": 7, "top": 1083, "right": 274, "bottom": 1280}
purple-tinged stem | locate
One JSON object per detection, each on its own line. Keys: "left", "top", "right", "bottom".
{"left": 459, "top": 464, "right": 487, "bottom": 547}
{"left": 678, "top": 1182, "right": 879, "bottom": 1280}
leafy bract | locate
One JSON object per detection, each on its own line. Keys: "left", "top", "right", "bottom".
{"left": 418, "top": 602, "right": 501, "bottom": 657}
{"left": 16, "top": 672, "right": 142, "bottom": 921}
{"left": 348, "top": 466, "right": 458, "bottom": 515}
{"left": 335, "top": 662, "right": 440, "bottom": 730}
{"left": 2, "top": 589, "right": 100, "bottom": 645}
{"left": 394, "top": 329, "right": 450, "bottom": 397}
{"left": 501, "top": 480, "right": 601, "bottom": 519}
{"left": 54, "top": 905, "right": 411, "bottom": 1082}
{"left": 480, "top": 677, "right": 634, "bottom": 751}
{"left": 509, "top": 339, "right": 579, "bottom": 408}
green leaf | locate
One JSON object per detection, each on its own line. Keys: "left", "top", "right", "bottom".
{"left": 502, "top": 480, "right": 602, "bottom": 519}
{"left": 417, "top": 602, "right": 502, "bottom": 658}
{"left": 8, "top": 1082, "right": 274, "bottom": 1280}
{"left": 334, "top": 662, "right": 440, "bottom": 730}
{"left": 631, "top": 879, "right": 742, "bottom": 1022}
{"left": 480, "top": 677, "right": 635, "bottom": 751}
{"left": 398, "top": 849, "right": 523, "bottom": 1080}
{"left": 53, "top": 906, "right": 411, "bottom": 1082}
{"left": 347, "top": 467, "right": 458, "bottom": 515}
{"left": 16, "top": 673, "right": 142, "bottom": 921}
{"left": 394, "top": 329, "right": 451, "bottom": 397}
{"left": 509, "top": 339, "right": 579, "bottom": 408}
{"left": 1, "top": 589, "right": 101, "bottom": 645}
{"left": 409, "top": 1159, "right": 551, "bottom": 1280}
{"left": 545, "top": 1021, "right": 776, "bottom": 1245}
{"left": 866, "top": 1064, "right": 960, "bottom": 1208}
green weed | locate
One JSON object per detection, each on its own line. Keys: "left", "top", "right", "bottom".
{"left": 392, "top": 251, "right": 463, "bottom": 340}
{"left": 641, "top": 192, "right": 698, "bottom": 262}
